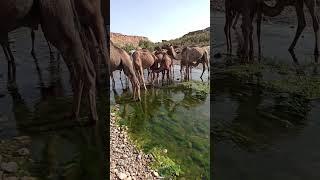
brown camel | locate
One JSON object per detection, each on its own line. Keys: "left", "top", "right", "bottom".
{"left": 224, "top": 0, "right": 263, "bottom": 62}
{"left": 154, "top": 50, "right": 173, "bottom": 81}
{"left": 225, "top": 0, "right": 319, "bottom": 62}
{"left": 110, "top": 41, "right": 141, "bottom": 101}
{"left": 74, "top": 0, "right": 109, "bottom": 82}
{"left": 262, "top": 0, "right": 319, "bottom": 55}
{"left": 132, "top": 49, "right": 158, "bottom": 90}
{"left": 1, "top": 0, "right": 104, "bottom": 123}
{"left": 38, "top": 0, "right": 99, "bottom": 123}
{"left": 163, "top": 44, "right": 209, "bottom": 80}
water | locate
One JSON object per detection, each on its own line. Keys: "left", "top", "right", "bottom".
{"left": 0, "top": 27, "right": 107, "bottom": 179}
{"left": 212, "top": 11, "right": 320, "bottom": 179}
{"left": 110, "top": 66, "right": 210, "bottom": 179}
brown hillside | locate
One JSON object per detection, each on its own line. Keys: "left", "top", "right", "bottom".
{"left": 110, "top": 32, "right": 149, "bottom": 47}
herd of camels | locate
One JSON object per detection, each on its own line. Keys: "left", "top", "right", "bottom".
{"left": 224, "top": 0, "right": 319, "bottom": 62}
{"left": 110, "top": 42, "right": 209, "bottom": 100}
{"left": 1, "top": 0, "right": 209, "bottom": 125}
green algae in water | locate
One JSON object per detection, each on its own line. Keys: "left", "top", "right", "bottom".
{"left": 218, "top": 63, "right": 320, "bottom": 100}
{"left": 116, "top": 81, "right": 210, "bottom": 179}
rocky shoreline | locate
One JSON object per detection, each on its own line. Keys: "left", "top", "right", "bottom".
{"left": 110, "top": 105, "right": 160, "bottom": 180}
{"left": 0, "top": 136, "right": 36, "bottom": 180}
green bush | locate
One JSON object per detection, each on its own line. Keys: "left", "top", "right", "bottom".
{"left": 139, "top": 40, "right": 156, "bottom": 51}
{"left": 122, "top": 43, "right": 136, "bottom": 53}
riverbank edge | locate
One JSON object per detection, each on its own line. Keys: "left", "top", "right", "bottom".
{"left": 110, "top": 105, "right": 163, "bottom": 180}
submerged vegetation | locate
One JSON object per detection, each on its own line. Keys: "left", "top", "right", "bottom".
{"left": 112, "top": 81, "right": 210, "bottom": 179}
{"left": 215, "top": 62, "right": 320, "bottom": 100}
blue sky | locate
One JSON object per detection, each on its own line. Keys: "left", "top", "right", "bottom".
{"left": 110, "top": 0, "right": 210, "bottom": 42}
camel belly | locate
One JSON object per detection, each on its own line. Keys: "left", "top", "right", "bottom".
{"left": 0, "top": 0, "right": 34, "bottom": 32}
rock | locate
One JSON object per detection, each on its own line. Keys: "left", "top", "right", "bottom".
{"left": 113, "top": 169, "right": 118, "bottom": 174}
{"left": 20, "top": 177, "right": 37, "bottom": 180}
{"left": 153, "top": 171, "right": 159, "bottom": 177}
{"left": 117, "top": 172, "right": 127, "bottom": 180}
{"left": 125, "top": 176, "right": 132, "bottom": 180}
{"left": 13, "top": 136, "right": 30, "bottom": 141}
{"left": 3, "top": 177, "right": 18, "bottom": 180}
{"left": 17, "top": 148, "right": 30, "bottom": 156}
{"left": 0, "top": 155, "right": 2, "bottom": 163}
{"left": 1, "top": 162, "right": 18, "bottom": 173}
{"left": 0, "top": 171, "right": 3, "bottom": 180}
{"left": 137, "top": 155, "right": 141, "bottom": 160}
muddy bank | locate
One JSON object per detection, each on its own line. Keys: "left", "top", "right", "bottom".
{"left": 110, "top": 105, "right": 160, "bottom": 180}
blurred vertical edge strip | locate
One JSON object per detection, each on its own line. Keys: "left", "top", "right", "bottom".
{"left": 101, "top": 0, "right": 110, "bottom": 179}
{"left": 210, "top": 0, "right": 214, "bottom": 179}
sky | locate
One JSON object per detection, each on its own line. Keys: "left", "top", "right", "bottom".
{"left": 110, "top": 0, "right": 210, "bottom": 42}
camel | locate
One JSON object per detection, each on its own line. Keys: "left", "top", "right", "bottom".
{"left": 132, "top": 49, "right": 158, "bottom": 90}
{"left": 110, "top": 41, "right": 141, "bottom": 101}
{"left": 1, "top": 0, "right": 106, "bottom": 123}
{"left": 154, "top": 50, "right": 173, "bottom": 82}
{"left": 73, "top": 0, "right": 109, "bottom": 82}
{"left": 225, "top": 0, "right": 319, "bottom": 62}
{"left": 224, "top": 0, "right": 263, "bottom": 62}
{"left": 162, "top": 44, "right": 209, "bottom": 80}
{"left": 262, "top": 0, "right": 319, "bottom": 55}
{"left": 38, "top": 0, "right": 100, "bottom": 123}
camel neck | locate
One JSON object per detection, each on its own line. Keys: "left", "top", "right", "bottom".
{"left": 262, "top": 0, "right": 287, "bottom": 17}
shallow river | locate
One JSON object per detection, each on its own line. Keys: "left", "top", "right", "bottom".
{"left": 212, "top": 12, "right": 320, "bottom": 180}
{"left": 0, "top": 28, "right": 107, "bottom": 179}
{"left": 111, "top": 66, "right": 210, "bottom": 179}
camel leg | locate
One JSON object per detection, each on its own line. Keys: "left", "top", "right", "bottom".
{"left": 111, "top": 72, "right": 115, "bottom": 89}
{"left": 289, "top": 4, "right": 306, "bottom": 52}
{"left": 224, "top": 9, "right": 232, "bottom": 53}
{"left": 2, "top": 45, "right": 11, "bottom": 62}
{"left": 162, "top": 71, "right": 165, "bottom": 82}
{"left": 241, "top": 14, "right": 250, "bottom": 62}
{"left": 30, "top": 29, "right": 35, "bottom": 56}
{"left": 140, "top": 67, "right": 147, "bottom": 90}
{"left": 123, "top": 64, "right": 141, "bottom": 101}
{"left": 83, "top": 63, "right": 98, "bottom": 123}
{"left": 257, "top": 4, "right": 262, "bottom": 61}
{"left": 249, "top": 16, "right": 254, "bottom": 62}
{"left": 232, "top": 12, "right": 240, "bottom": 29}
{"left": 89, "top": 11, "right": 109, "bottom": 79}
{"left": 304, "top": 0, "right": 319, "bottom": 55}
{"left": 200, "top": 62, "right": 206, "bottom": 79}
{"left": 39, "top": 0, "right": 97, "bottom": 122}
{"left": 47, "top": 40, "right": 53, "bottom": 54}
{"left": 172, "top": 64, "right": 174, "bottom": 79}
